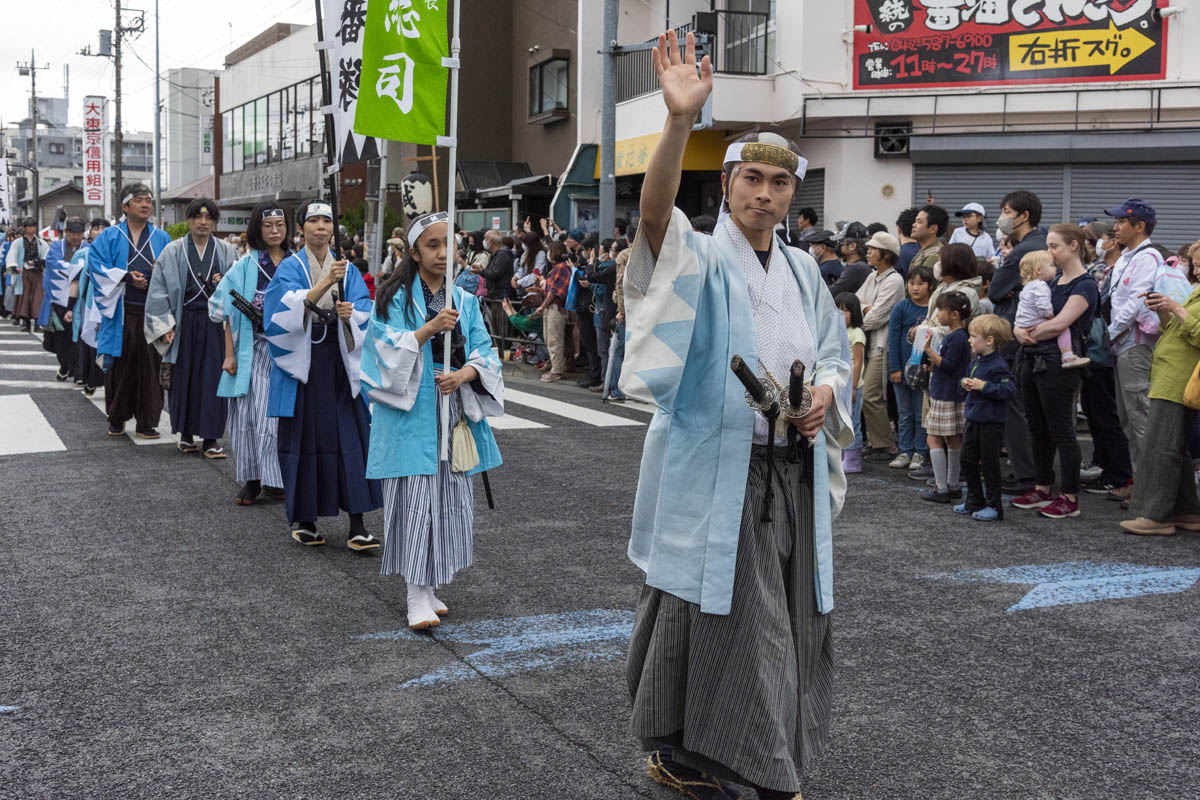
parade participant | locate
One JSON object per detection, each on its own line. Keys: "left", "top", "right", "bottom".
{"left": 146, "top": 198, "right": 237, "bottom": 457}
{"left": 38, "top": 217, "right": 89, "bottom": 381}
{"left": 6, "top": 217, "right": 49, "bottom": 332}
{"left": 361, "top": 211, "right": 504, "bottom": 630}
{"left": 263, "top": 199, "right": 382, "bottom": 549}
{"left": 1, "top": 229, "right": 14, "bottom": 318}
{"left": 622, "top": 32, "right": 850, "bottom": 800}
{"left": 90, "top": 184, "right": 173, "bottom": 437}
{"left": 210, "top": 201, "right": 289, "bottom": 505}
{"left": 73, "top": 220, "right": 110, "bottom": 395}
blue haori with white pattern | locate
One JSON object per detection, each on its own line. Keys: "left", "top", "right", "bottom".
{"left": 357, "top": 608, "right": 635, "bottom": 688}
{"left": 926, "top": 561, "right": 1200, "bottom": 613}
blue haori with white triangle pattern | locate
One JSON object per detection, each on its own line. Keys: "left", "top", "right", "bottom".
{"left": 619, "top": 207, "right": 855, "bottom": 616}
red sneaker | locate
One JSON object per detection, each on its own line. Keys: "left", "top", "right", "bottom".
{"left": 1039, "top": 495, "right": 1080, "bottom": 519}
{"left": 1010, "top": 488, "right": 1053, "bottom": 509}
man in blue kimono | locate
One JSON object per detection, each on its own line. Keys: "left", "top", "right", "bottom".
{"left": 89, "top": 183, "right": 173, "bottom": 437}
{"left": 622, "top": 32, "right": 852, "bottom": 800}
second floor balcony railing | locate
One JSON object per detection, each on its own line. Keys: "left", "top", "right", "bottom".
{"left": 615, "top": 10, "right": 770, "bottom": 104}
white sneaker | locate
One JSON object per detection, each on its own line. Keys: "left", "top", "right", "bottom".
{"left": 1061, "top": 353, "right": 1090, "bottom": 369}
{"left": 1079, "top": 463, "right": 1103, "bottom": 482}
{"left": 908, "top": 452, "right": 926, "bottom": 470}
{"left": 407, "top": 584, "right": 440, "bottom": 630}
{"left": 888, "top": 452, "right": 912, "bottom": 469}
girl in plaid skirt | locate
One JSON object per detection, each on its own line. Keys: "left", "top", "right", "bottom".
{"left": 920, "top": 290, "right": 972, "bottom": 503}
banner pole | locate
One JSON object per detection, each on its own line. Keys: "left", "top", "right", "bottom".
{"left": 439, "top": 0, "right": 462, "bottom": 462}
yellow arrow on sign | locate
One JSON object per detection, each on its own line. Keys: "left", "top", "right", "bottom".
{"left": 1009, "top": 22, "right": 1156, "bottom": 75}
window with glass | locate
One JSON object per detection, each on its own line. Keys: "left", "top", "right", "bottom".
{"left": 219, "top": 77, "right": 320, "bottom": 173}
{"left": 528, "top": 56, "right": 569, "bottom": 118}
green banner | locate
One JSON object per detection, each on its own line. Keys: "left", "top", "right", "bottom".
{"left": 354, "top": 0, "right": 449, "bottom": 145}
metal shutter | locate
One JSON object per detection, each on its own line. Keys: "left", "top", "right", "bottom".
{"left": 790, "top": 168, "right": 825, "bottom": 229}
{"left": 912, "top": 164, "right": 1064, "bottom": 233}
{"left": 1069, "top": 164, "right": 1200, "bottom": 252}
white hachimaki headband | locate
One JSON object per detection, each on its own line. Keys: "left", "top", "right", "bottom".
{"left": 407, "top": 211, "right": 449, "bottom": 249}
{"left": 121, "top": 191, "right": 152, "bottom": 206}
{"left": 303, "top": 202, "right": 333, "bottom": 222}
{"left": 723, "top": 141, "right": 808, "bottom": 181}
{"left": 261, "top": 208, "right": 286, "bottom": 220}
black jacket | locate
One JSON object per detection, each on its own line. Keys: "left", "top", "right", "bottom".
{"left": 481, "top": 247, "right": 514, "bottom": 300}
{"left": 828, "top": 261, "right": 871, "bottom": 297}
{"left": 964, "top": 351, "right": 1016, "bottom": 424}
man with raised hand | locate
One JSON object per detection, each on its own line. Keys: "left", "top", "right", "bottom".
{"left": 622, "top": 30, "right": 851, "bottom": 800}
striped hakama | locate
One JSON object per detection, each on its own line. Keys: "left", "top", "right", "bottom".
{"left": 381, "top": 377, "right": 474, "bottom": 586}
{"left": 277, "top": 323, "right": 382, "bottom": 524}
{"left": 628, "top": 446, "right": 834, "bottom": 794}
{"left": 229, "top": 335, "right": 282, "bottom": 486}
{"left": 167, "top": 302, "right": 228, "bottom": 439}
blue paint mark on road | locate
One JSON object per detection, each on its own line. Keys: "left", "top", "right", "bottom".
{"left": 0, "top": 706, "right": 20, "bottom": 714}
{"left": 925, "top": 561, "right": 1200, "bottom": 613}
{"left": 358, "top": 608, "right": 635, "bottom": 688}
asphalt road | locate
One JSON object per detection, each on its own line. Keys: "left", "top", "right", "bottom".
{"left": 1, "top": 325, "right": 1197, "bottom": 799}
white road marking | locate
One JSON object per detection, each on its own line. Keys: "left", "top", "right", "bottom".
{"left": 0, "top": 363, "right": 60, "bottom": 371}
{"left": 0, "top": 394, "right": 66, "bottom": 456}
{"left": 0, "top": 379, "right": 85, "bottom": 391}
{"left": 0, "top": 350, "right": 55, "bottom": 356}
{"left": 610, "top": 400, "right": 655, "bottom": 415}
{"left": 504, "top": 388, "right": 644, "bottom": 427}
{"left": 488, "top": 414, "right": 548, "bottom": 430}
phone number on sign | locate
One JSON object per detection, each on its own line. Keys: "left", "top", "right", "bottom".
{"left": 868, "top": 32, "right": 995, "bottom": 53}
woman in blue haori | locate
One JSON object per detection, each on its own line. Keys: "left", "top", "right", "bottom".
{"left": 146, "top": 198, "right": 238, "bottom": 458}
{"left": 71, "top": 219, "right": 111, "bottom": 395}
{"left": 210, "top": 201, "right": 289, "bottom": 506}
{"left": 39, "top": 217, "right": 90, "bottom": 382}
{"left": 263, "top": 200, "right": 382, "bottom": 550}
{"left": 361, "top": 212, "right": 503, "bottom": 630}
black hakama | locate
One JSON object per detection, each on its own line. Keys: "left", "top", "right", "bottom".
{"left": 104, "top": 304, "right": 164, "bottom": 428}
{"left": 167, "top": 302, "right": 228, "bottom": 440}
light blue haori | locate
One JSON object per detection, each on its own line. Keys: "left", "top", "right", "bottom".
{"left": 38, "top": 239, "right": 89, "bottom": 327}
{"left": 145, "top": 234, "right": 239, "bottom": 362}
{"left": 620, "top": 208, "right": 853, "bottom": 616}
{"left": 5, "top": 236, "right": 49, "bottom": 296}
{"left": 210, "top": 250, "right": 274, "bottom": 399}
{"left": 262, "top": 246, "right": 373, "bottom": 419}
{"left": 88, "top": 221, "right": 172, "bottom": 364}
{"left": 361, "top": 282, "right": 503, "bottom": 478}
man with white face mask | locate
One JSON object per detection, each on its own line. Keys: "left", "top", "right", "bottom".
{"left": 986, "top": 190, "right": 1046, "bottom": 493}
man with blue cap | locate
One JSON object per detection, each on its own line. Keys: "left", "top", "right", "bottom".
{"left": 1104, "top": 197, "right": 1160, "bottom": 488}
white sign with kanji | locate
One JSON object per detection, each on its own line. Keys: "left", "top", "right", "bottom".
{"left": 82, "top": 95, "right": 110, "bottom": 219}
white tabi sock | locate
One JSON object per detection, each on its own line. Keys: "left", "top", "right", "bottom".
{"left": 930, "top": 448, "right": 948, "bottom": 493}
{"left": 428, "top": 588, "right": 448, "bottom": 615}
{"left": 947, "top": 447, "right": 961, "bottom": 490}
{"left": 406, "top": 583, "right": 439, "bottom": 628}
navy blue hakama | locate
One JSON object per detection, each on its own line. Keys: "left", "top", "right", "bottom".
{"left": 277, "top": 323, "right": 382, "bottom": 524}
{"left": 167, "top": 302, "right": 228, "bottom": 439}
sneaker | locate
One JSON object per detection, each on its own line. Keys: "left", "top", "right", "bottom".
{"left": 842, "top": 448, "right": 863, "bottom": 474}
{"left": 1011, "top": 488, "right": 1053, "bottom": 509}
{"left": 1038, "top": 495, "right": 1080, "bottom": 519}
{"left": 347, "top": 532, "right": 382, "bottom": 551}
{"left": 909, "top": 463, "right": 933, "bottom": 480}
{"left": 1001, "top": 479, "right": 1035, "bottom": 495}
{"left": 908, "top": 452, "right": 926, "bottom": 470}
{"left": 888, "top": 452, "right": 912, "bottom": 469}
{"left": 576, "top": 377, "right": 595, "bottom": 387}
{"left": 972, "top": 507, "right": 1001, "bottom": 522}
{"left": 863, "top": 447, "right": 894, "bottom": 463}
{"left": 1173, "top": 513, "right": 1200, "bottom": 532}
{"left": 1120, "top": 517, "right": 1176, "bottom": 536}
{"left": 920, "top": 488, "right": 957, "bottom": 504}
{"left": 953, "top": 502, "right": 985, "bottom": 515}
{"left": 291, "top": 526, "right": 325, "bottom": 546}
{"left": 1061, "top": 353, "right": 1090, "bottom": 369}
{"left": 1107, "top": 481, "right": 1134, "bottom": 502}
{"left": 1079, "top": 463, "right": 1103, "bottom": 482}
{"left": 1082, "top": 480, "right": 1120, "bottom": 495}
{"left": 539, "top": 373, "right": 563, "bottom": 383}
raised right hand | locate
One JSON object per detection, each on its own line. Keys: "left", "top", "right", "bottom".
{"left": 653, "top": 30, "right": 712, "bottom": 120}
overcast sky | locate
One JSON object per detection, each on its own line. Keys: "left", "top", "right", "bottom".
{"left": 0, "top": 0, "right": 317, "bottom": 133}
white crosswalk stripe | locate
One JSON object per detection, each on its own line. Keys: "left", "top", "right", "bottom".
{"left": 0, "top": 394, "right": 66, "bottom": 455}
{"left": 504, "top": 388, "right": 644, "bottom": 427}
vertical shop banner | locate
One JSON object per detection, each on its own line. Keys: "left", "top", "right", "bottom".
{"left": 0, "top": 157, "right": 10, "bottom": 227}
{"left": 82, "top": 95, "right": 110, "bottom": 219}
{"left": 854, "top": 0, "right": 1167, "bottom": 89}
{"left": 353, "top": 0, "right": 449, "bottom": 144}
{"left": 323, "top": 0, "right": 380, "bottom": 165}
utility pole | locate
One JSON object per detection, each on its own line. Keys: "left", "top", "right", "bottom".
{"left": 599, "top": 0, "right": 618, "bottom": 241}
{"left": 16, "top": 50, "right": 49, "bottom": 225}
{"left": 153, "top": 0, "right": 161, "bottom": 222}
{"left": 114, "top": 0, "right": 123, "bottom": 209}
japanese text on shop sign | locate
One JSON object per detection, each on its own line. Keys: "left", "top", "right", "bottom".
{"left": 854, "top": 0, "right": 1166, "bottom": 89}
{"left": 81, "top": 96, "right": 107, "bottom": 207}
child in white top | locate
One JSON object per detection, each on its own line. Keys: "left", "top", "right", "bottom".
{"left": 1015, "top": 250, "right": 1089, "bottom": 369}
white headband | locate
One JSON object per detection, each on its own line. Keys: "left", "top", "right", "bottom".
{"left": 122, "top": 191, "right": 152, "bottom": 206}
{"left": 723, "top": 141, "right": 808, "bottom": 181}
{"left": 408, "top": 211, "right": 449, "bottom": 249}
{"left": 303, "top": 202, "right": 333, "bottom": 222}
{"left": 261, "top": 208, "right": 286, "bottom": 220}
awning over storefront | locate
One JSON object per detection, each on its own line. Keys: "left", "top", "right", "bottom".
{"left": 594, "top": 129, "right": 727, "bottom": 178}
{"left": 456, "top": 161, "right": 533, "bottom": 200}
{"left": 551, "top": 144, "right": 599, "bottom": 228}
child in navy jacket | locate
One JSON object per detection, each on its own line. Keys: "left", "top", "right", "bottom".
{"left": 956, "top": 314, "right": 1017, "bottom": 521}
{"left": 920, "top": 290, "right": 972, "bottom": 503}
